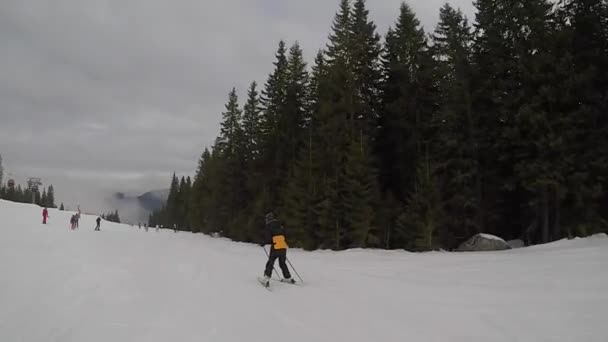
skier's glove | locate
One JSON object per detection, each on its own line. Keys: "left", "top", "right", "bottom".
{"left": 259, "top": 243, "right": 265, "bottom": 247}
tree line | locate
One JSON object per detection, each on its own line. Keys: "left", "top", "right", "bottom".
{"left": 0, "top": 183, "right": 57, "bottom": 208}
{"left": 151, "top": 0, "right": 608, "bottom": 251}
{"left": 101, "top": 210, "right": 121, "bottom": 224}
{"left": 0, "top": 154, "right": 58, "bottom": 208}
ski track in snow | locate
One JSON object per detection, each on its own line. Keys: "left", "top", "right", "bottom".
{"left": 0, "top": 199, "right": 607, "bottom": 342}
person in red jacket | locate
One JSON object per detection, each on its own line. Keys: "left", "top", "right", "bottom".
{"left": 42, "top": 208, "right": 49, "bottom": 224}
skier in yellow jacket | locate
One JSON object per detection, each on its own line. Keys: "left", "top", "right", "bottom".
{"left": 260, "top": 212, "right": 294, "bottom": 286}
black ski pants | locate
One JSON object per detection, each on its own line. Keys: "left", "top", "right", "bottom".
{"left": 264, "top": 248, "right": 291, "bottom": 279}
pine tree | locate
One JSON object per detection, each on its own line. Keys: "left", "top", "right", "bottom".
{"left": 189, "top": 149, "right": 212, "bottom": 233}
{"left": 350, "top": 0, "right": 383, "bottom": 140}
{"left": 431, "top": 3, "right": 479, "bottom": 248}
{"left": 60, "top": 203, "right": 65, "bottom": 211}
{"left": 41, "top": 189, "right": 48, "bottom": 207}
{"left": 47, "top": 185, "right": 55, "bottom": 208}
{"left": 260, "top": 41, "right": 289, "bottom": 199}
{"left": 176, "top": 176, "right": 192, "bottom": 231}
{"left": 326, "top": 0, "right": 352, "bottom": 64}
{"left": 377, "top": 3, "right": 433, "bottom": 203}
{"left": 311, "top": 0, "right": 380, "bottom": 249}
{"left": 472, "top": 0, "right": 530, "bottom": 240}
{"left": 550, "top": 0, "right": 608, "bottom": 238}
{"left": 216, "top": 88, "right": 244, "bottom": 157}
{"left": 239, "top": 82, "right": 266, "bottom": 239}
{"left": 177, "top": 176, "right": 187, "bottom": 230}
{"left": 166, "top": 173, "right": 180, "bottom": 228}
{"left": 242, "top": 82, "right": 263, "bottom": 162}
{"left": 213, "top": 89, "right": 248, "bottom": 239}
{"left": 316, "top": 41, "right": 353, "bottom": 249}
{"left": 279, "top": 42, "right": 309, "bottom": 172}
{"left": 281, "top": 52, "right": 328, "bottom": 249}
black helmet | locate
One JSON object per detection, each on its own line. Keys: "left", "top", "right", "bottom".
{"left": 265, "top": 212, "right": 275, "bottom": 224}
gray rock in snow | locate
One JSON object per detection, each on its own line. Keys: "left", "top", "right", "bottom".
{"left": 457, "top": 233, "right": 512, "bottom": 252}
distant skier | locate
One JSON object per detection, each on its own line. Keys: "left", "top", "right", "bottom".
{"left": 42, "top": 208, "right": 49, "bottom": 224}
{"left": 259, "top": 212, "right": 294, "bottom": 287}
{"left": 95, "top": 217, "right": 101, "bottom": 231}
{"left": 76, "top": 206, "right": 81, "bottom": 228}
{"left": 70, "top": 215, "right": 77, "bottom": 230}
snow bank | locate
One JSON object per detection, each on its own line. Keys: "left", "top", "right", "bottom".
{"left": 1, "top": 200, "right": 607, "bottom": 342}
{"left": 478, "top": 233, "right": 506, "bottom": 241}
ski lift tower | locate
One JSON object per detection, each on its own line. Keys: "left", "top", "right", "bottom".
{"left": 27, "top": 177, "right": 42, "bottom": 204}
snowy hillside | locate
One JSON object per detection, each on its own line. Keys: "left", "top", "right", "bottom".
{"left": 0, "top": 199, "right": 607, "bottom": 342}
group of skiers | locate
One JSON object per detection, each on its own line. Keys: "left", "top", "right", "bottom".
{"left": 136, "top": 222, "right": 161, "bottom": 232}
{"left": 69, "top": 212, "right": 80, "bottom": 230}
{"left": 41, "top": 206, "right": 102, "bottom": 231}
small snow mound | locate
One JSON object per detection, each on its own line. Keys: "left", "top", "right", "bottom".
{"left": 478, "top": 233, "right": 506, "bottom": 242}
{"left": 457, "top": 233, "right": 511, "bottom": 252}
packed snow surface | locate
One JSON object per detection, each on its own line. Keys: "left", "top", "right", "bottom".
{"left": 1, "top": 199, "right": 607, "bottom": 342}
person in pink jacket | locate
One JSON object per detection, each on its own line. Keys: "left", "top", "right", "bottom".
{"left": 42, "top": 208, "right": 49, "bottom": 224}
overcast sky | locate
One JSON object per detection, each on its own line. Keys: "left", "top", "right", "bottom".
{"left": 0, "top": 0, "right": 474, "bottom": 212}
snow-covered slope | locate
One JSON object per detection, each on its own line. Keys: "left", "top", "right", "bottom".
{"left": 1, "top": 199, "right": 607, "bottom": 342}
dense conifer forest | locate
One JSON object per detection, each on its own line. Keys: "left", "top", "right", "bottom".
{"left": 150, "top": 0, "right": 608, "bottom": 251}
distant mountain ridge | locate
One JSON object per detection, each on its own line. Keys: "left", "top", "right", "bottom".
{"left": 110, "top": 189, "right": 169, "bottom": 224}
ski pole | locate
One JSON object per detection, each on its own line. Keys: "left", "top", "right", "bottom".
{"left": 262, "top": 245, "right": 280, "bottom": 279}
{"left": 286, "top": 257, "right": 304, "bottom": 283}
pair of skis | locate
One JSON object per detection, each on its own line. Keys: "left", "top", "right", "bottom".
{"left": 257, "top": 277, "right": 299, "bottom": 291}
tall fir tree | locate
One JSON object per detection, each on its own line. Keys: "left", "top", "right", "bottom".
{"left": 326, "top": 0, "right": 353, "bottom": 64}
{"left": 282, "top": 51, "right": 328, "bottom": 249}
{"left": 41, "top": 189, "right": 48, "bottom": 207}
{"left": 431, "top": 3, "right": 479, "bottom": 248}
{"left": 189, "top": 149, "right": 213, "bottom": 233}
{"left": 166, "top": 173, "right": 180, "bottom": 228}
{"left": 47, "top": 185, "right": 55, "bottom": 208}
{"left": 214, "top": 89, "right": 248, "bottom": 239}
{"left": 378, "top": 2, "right": 433, "bottom": 202}
{"left": 279, "top": 42, "right": 309, "bottom": 173}
{"left": 551, "top": 0, "right": 608, "bottom": 237}
{"left": 350, "top": 0, "right": 383, "bottom": 141}
{"left": 377, "top": 3, "right": 437, "bottom": 248}
{"left": 472, "top": 0, "right": 528, "bottom": 240}
{"left": 242, "top": 82, "right": 263, "bottom": 162}
{"left": 311, "top": 0, "right": 379, "bottom": 249}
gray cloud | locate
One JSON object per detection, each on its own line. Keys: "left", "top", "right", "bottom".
{"left": 0, "top": 0, "right": 474, "bottom": 213}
